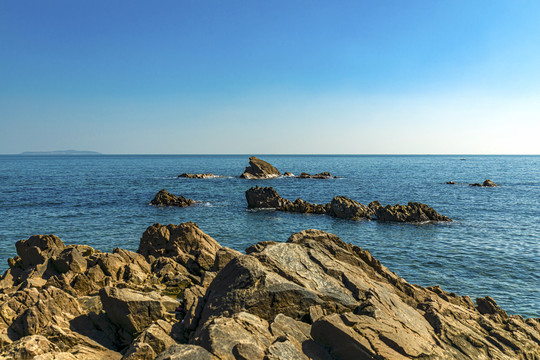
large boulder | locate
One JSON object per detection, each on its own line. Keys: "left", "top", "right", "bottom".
{"left": 15, "top": 235, "right": 66, "bottom": 268}
{"left": 99, "top": 287, "right": 179, "bottom": 336}
{"left": 138, "top": 223, "right": 221, "bottom": 275}
{"left": 245, "top": 186, "right": 292, "bottom": 209}
{"left": 150, "top": 190, "right": 195, "bottom": 207}
{"left": 240, "top": 156, "right": 281, "bottom": 179}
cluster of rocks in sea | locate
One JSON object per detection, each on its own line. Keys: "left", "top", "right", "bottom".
{"left": 446, "top": 179, "right": 498, "bottom": 187}
{"left": 0, "top": 223, "right": 538, "bottom": 359}
{"left": 240, "top": 156, "right": 336, "bottom": 179}
{"left": 178, "top": 173, "right": 221, "bottom": 179}
{"left": 246, "top": 186, "right": 452, "bottom": 223}
{"left": 151, "top": 190, "right": 195, "bottom": 207}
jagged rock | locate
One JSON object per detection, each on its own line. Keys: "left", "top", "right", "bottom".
{"left": 178, "top": 173, "right": 218, "bottom": 179}
{"left": 15, "top": 235, "right": 66, "bottom": 268}
{"left": 138, "top": 223, "right": 221, "bottom": 275}
{"left": 150, "top": 190, "right": 195, "bottom": 207}
{"left": 193, "top": 312, "right": 274, "bottom": 359}
{"left": 123, "top": 320, "right": 177, "bottom": 360}
{"left": 245, "top": 186, "right": 291, "bottom": 209}
{"left": 1, "top": 226, "right": 538, "bottom": 360}
{"left": 240, "top": 156, "right": 281, "bottom": 179}
{"left": 155, "top": 344, "right": 217, "bottom": 360}
{"left": 446, "top": 181, "right": 456, "bottom": 184}
{"left": 329, "top": 196, "right": 373, "bottom": 220}
{"left": 283, "top": 172, "right": 294, "bottom": 177}
{"left": 297, "top": 172, "right": 335, "bottom": 179}
{"left": 371, "top": 202, "right": 452, "bottom": 222}
{"left": 99, "top": 287, "right": 179, "bottom": 336}
{"left": 246, "top": 187, "right": 451, "bottom": 223}
{"left": 470, "top": 179, "right": 498, "bottom": 187}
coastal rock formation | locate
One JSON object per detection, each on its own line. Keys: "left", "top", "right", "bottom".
{"left": 470, "top": 179, "right": 498, "bottom": 187}
{"left": 370, "top": 202, "right": 453, "bottom": 222}
{"left": 240, "top": 156, "right": 281, "bottom": 179}
{"left": 245, "top": 186, "right": 451, "bottom": 223}
{"left": 150, "top": 189, "right": 195, "bottom": 207}
{"left": 297, "top": 171, "right": 335, "bottom": 179}
{"left": 446, "top": 181, "right": 456, "bottom": 184}
{"left": 178, "top": 173, "right": 219, "bottom": 179}
{"left": 0, "top": 225, "right": 537, "bottom": 358}
{"left": 283, "top": 172, "right": 294, "bottom": 177}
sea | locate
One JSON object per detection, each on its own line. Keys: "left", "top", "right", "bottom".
{"left": 0, "top": 155, "right": 538, "bottom": 318}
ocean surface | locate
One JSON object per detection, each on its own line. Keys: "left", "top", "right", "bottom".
{"left": 0, "top": 155, "right": 538, "bottom": 318}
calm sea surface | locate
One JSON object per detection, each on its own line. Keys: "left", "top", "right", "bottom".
{"left": 0, "top": 155, "right": 538, "bottom": 317}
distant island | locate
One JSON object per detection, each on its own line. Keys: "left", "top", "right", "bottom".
{"left": 20, "top": 150, "right": 102, "bottom": 155}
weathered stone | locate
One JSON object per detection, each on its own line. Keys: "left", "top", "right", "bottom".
{"left": 329, "top": 196, "right": 373, "bottom": 220}
{"left": 15, "top": 235, "right": 66, "bottom": 268}
{"left": 240, "top": 156, "right": 281, "bottom": 179}
{"left": 245, "top": 186, "right": 291, "bottom": 209}
{"left": 99, "top": 287, "right": 179, "bottom": 336}
{"left": 138, "top": 223, "right": 221, "bottom": 275}
{"left": 150, "top": 190, "right": 195, "bottom": 207}
{"left": 372, "top": 202, "right": 452, "bottom": 222}
{"left": 52, "top": 247, "right": 87, "bottom": 274}
{"left": 155, "top": 344, "right": 217, "bottom": 360}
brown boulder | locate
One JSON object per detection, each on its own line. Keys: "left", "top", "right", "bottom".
{"left": 99, "top": 286, "right": 179, "bottom": 336}
{"left": 245, "top": 186, "right": 292, "bottom": 209}
{"left": 15, "top": 235, "right": 66, "bottom": 268}
{"left": 240, "top": 156, "right": 280, "bottom": 179}
{"left": 138, "top": 223, "right": 221, "bottom": 275}
{"left": 150, "top": 190, "right": 195, "bottom": 207}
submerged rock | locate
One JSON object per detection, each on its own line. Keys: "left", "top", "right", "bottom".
{"left": 297, "top": 171, "right": 335, "bottom": 179}
{"left": 240, "top": 156, "right": 281, "bottom": 179}
{"left": 150, "top": 189, "right": 195, "bottom": 207}
{"left": 245, "top": 186, "right": 451, "bottom": 223}
{"left": 470, "top": 179, "right": 498, "bottom": 187}
{"left": 178, "top": 173, "right": 219, "bottom": 179}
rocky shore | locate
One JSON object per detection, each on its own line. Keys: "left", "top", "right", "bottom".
{"left": 0, "top": 223, "right": 538, "bottom": 359}
{"left": 240, "top": 157, "right": 335, "bottom": 180}
{"left": 246, "top": 186, "right": 452, "bottom": 222}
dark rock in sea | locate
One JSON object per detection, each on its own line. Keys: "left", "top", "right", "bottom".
{"left": 297, "top": 171, "right": 335, "bottom": 179}
{"left": 240, "top": 156, "right": 281, "bottom": 179}
{"left": 446, "top": 181, "right": 456, "bottom": 184}
{"left": 470, "top": 179, "right": 498, "bottom": 187}
{"left": 283, "top": 172, "right": 295, "bottom": 177}
{"left": 0, "top": 224, "right": 538, "bottom": 359}
{"left": 246, "top": 186, "right": 451, "bottom": 223}
{"left": 329, "top": 196, "right": 373, "bottom": 220}
{"left": 178, "top": 173, "right": 219, "bottom": 179}
{"left": 370, "top": 202, "right": 453, "bottom": 222}
{"left": 245, "top": 186, "right": 290, "bottom": 209}
{"left": 151, "top": 189, "right": 195, "bottom": 207}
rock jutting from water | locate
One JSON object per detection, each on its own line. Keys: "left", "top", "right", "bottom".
{"left": 0, "top": 223, "right": 538, "bottom": 359}
{"left": 178, "top": 173, "right": 220, "bottom": 179}
{"left": 246, "top": 186, "right": 452, "bottom": 222}
{"left": 150, "top": 189, "right": 195, "bottom": 207}
{"left": 240, "top": 156, "right": 281, "bottom": 179}
{"left": 470, "top": 179, "right": 498, "bottom": 187}
{"left": 297, "top": 171, "right": 336, "bottom": 179}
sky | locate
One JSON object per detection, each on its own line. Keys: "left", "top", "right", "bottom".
{"left": 1, "top": 1, "right": 539, "bottom": 154}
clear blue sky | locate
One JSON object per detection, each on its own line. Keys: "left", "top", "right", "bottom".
{"left": 1, "top": 1, "right": 539, "bottom": 154}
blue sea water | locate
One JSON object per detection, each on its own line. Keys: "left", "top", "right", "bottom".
{"left": 0, "top": 155, "right": 538, "bottom": 318}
